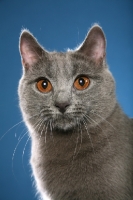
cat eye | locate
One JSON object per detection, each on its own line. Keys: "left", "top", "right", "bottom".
{"left": 74, "top": 76, "right": 90, "bottom": 90}
{"left": 36, "top": 79, "right": 52, "bottom": 93}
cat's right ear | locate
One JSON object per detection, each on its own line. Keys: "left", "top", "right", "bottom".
{"left": 19, "top": 30, "right": 44, "bottom": 69}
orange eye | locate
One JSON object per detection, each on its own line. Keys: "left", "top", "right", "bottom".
{"left": 74, "top": 76, "right": 90, "bottom": 90}
{"left": 36, "top": 79, "right": 52, "bottom": 93}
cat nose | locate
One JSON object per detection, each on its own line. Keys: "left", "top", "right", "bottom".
{"left": 55, "top": 101, "right": 70, "bottom": 114}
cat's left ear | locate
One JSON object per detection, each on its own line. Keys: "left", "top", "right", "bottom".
{"left": 77, "top": 24, "right": 106, "bottom": 65}
{"left": 19, "top": 29, "right": 44, "bottom": 69}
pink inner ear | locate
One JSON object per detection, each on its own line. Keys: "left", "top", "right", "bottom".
{"left": 92, "top": 37, "right": 105, "bottom": 61}
{"left": 78, "top": 25, "right": 106, "bottom": 64}
{"left": 20, "top": 40, "right": 39, "bottom": 67}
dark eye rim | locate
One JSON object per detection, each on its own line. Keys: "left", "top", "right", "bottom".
{"left": 74, "top": 74, "right": 89, "bottom": 81}
{"left": 35, "top": 77, "right": 49, "bottom": 83}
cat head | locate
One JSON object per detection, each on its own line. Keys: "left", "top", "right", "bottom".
{"left": 18, "top": 24, "right": 116, "bottom": 133}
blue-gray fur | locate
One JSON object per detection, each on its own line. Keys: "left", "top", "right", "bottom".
{"left": 18, "top": 24, "right": 133, "bottom": 200}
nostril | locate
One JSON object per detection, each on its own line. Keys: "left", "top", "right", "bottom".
{"left": 55, "top": 102, "right": 70, "bottom": 113}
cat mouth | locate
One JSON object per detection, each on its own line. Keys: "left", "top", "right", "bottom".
{"left": 39, "top": 110, "right": 84, "bottom": 131}
{"left": 51, "top": 112, "right": 82, "bottom": 131}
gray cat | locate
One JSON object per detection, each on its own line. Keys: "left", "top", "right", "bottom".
{"left": 18, "top": 24, "right": 133, "bottom": 200}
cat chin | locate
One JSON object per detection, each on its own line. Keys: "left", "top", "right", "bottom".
{"left": 49, "top": 113, "right": 78, "bottom": 132}
{"left": 53, "top": 118, "right": 77, "bottom": 132}
{"left": 54, "top": 122, "right": 75, "bottom": 132}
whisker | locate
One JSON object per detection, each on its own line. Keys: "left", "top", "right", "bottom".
{"left": 18, "top": 127, "right": 27, "bottom": 141}
{"left": 38, "top": 121, "right": 47, "bottom": 147}
{"left": 22, "top": 117, "right": 45, "bottom": 171}
{"left": 82, "top": 119, "right": 95, "bottom": 154}
{"left": 44, "top": 121, "right": 49, "bottom": 144}
{"left": 21, "top": 136, "right": 31, "bottom": 174}
{"left": 12, "top": 131, "right": 28, "bottom": 181}
{"left": 90, "top": 110, "right": 116, "bottom": 131}
{"left": 72, "top": 118, "right": 80, "bottom": 161}
{"left": 11, "top": 115, "right": 43, "bottom": 181}
{"left": 73, "top": 118, "right": 83, "bottom": 160}
{"left": 37, "top": 118, "right": 46, "bottom": 140}
{"left": 84, "top": 114, "right": 112, "bottom": 150}
{"left": 0, "top": 120, "right": 24, "bottom": 141}
{"left": 49, "top": 119, "right": 54, "bottom": 142}
{"left": 79, "top": 121, "right": 83, "bottom": 153}
{"left": 0, "top": 113, "right": 39, "bottom": 141}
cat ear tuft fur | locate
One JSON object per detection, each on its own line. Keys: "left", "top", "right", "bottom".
{"left": 19, "top": 29, "right": 44, "bottom": 69}
{"left": 77, "top": 24, "right": 106, "bottom": 65}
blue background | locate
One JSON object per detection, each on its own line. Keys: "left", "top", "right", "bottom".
{"left": 0, "top": 1, "right": 133, "bottom": 200}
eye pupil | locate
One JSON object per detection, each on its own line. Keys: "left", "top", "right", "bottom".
{"left": 79, "top": 78, "right": 85, "bottom": 86}
{"left": 42, "top": 80, "right": 48, "bottom": 89}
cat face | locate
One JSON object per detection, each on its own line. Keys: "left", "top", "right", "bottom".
{"left": 18, "top": 25, "right": 116, "bottom": 133}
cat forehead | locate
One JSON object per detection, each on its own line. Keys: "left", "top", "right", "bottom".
{"left": 45, "top": 52, "right": 73, "bottom": 78}
{"left": 41, "top": 52, "right": 96, "bottom": 77}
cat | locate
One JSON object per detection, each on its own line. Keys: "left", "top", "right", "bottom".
{"left": 18, "top": 24, "right": 133, "bottom": 200}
